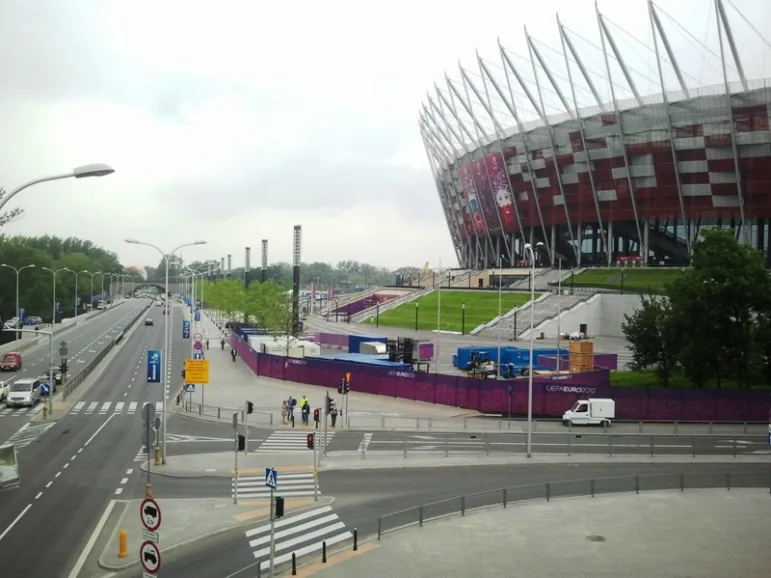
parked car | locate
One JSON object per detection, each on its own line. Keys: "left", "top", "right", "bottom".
{"left": 0, "top": 352, "right": 23, "bottom": 371}
{"left": 23, "top": 316, "right": 43, "bottom": 326}
{"left": 3, "top": 317, "right": 21, "bottom": 330}
{"left": 145, "top": 318, "right": 154, "bottom": 326}
{"left": 38, "top": 368, "right": 63, "bottom": 387}
{"left": 5, "top": 378, "right": 41, "bottom": 407}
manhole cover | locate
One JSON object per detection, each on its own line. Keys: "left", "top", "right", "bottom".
{"left": 586, "top": 535, "right": 606, "bottom": 542}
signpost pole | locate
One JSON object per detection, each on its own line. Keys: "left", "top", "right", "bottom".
{"left": 146, "top": 417, "right": 151, "bottom": 487}
{"left": 244, "top": 401, "right": 249, "bottom": 454}
{"left": 323, "top": 391, "right": 329, "bottom": 458}
{"left": 269, "top": 489, "right": 276, "bottom": 577}
{"left": 233, "top": 412, "right": 239, "bottom": 505}
{"left": 313, "top": 443, "right": 319, "bottom": 502}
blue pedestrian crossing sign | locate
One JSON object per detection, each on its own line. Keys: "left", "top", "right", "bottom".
{"left": 40, "top": 383, "right": 51, "bottom": 396}
{"left": 265, "top": 467, "right": 278, "bottom": 490}
{"left": 182, "top": 320, "right": 191, "bottom": 339}
{"left": 146, "top": 350, "right": 162, "bottom": 383}
{"left": 193, "top": 350, "right": 204, "bottom": 360}
{"left": 184, "top": 384, "right": 195, "bottom": 393}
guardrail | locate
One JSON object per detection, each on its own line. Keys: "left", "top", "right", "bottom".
{"left": 343, "top": 415, "right": 767, "bottom": 434}
{"left": 326, "top": 432, "right": 769, "bottom": 459}
{"left": 60, "top": 301, "right": 152, "bottom": 400}
{"left": 376, "top": 471, "right": 771, "bottom": 539}
{"left": 180, "top": 400, "right": 274, "bottom": 426}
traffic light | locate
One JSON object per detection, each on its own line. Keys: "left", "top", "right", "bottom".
{"left": 237, "top": 434, "right": 246, "bottom": 451}
{"left": 307, "top": 433, "right": 315, "bottom": 449}
{"left": 327, "top": 397, "right": 334, "bottom": 414}
{"left": 337, "top": 379, "right": 344, "bottom": 395}
{"left": 274, "top": 496, "right": 285, "bottom": 518}
{"left": 246, "top": 401, "right": 254, "bottom": 414}
{"left": 313, "top": 408, "right": 320, "bottom": 423}
{"left": 344, "top": 379, "right": 351, "bottom": 394}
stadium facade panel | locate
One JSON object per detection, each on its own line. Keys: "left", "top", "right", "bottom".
{"left": 420, "top": 0, "right": 771, "bottom": 269}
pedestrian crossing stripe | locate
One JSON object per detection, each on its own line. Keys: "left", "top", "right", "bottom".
{"left": 0, "top": 406, "right": 41, "bottom": 418}
{"left": 244, "top": 506, "right": 352, "bottom": 571}
{"left": 257, "top": 430, "right": 335, "bottom": 452}
{"left": 6, "top": 422, "right": 55, "bottom": 449}
{"left": 71, "top": 401, "right": 163, "bottom": 415}
{"left": 233, "top": 472, "right": 317, "bottom": 499}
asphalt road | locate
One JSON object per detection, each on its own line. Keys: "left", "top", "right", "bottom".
{"left": 0, "top": 302, "right": 148, "bottom": 444}
{"left": 113, "top": 461, "right": 771, "bottom": 578}
{"left": 0, "top": 299, "right": 191, "bottom": 577}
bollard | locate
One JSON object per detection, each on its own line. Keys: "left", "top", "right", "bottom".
{"left": 145, "top": 483, "right": 152, "bottom": 498}
{"left": 353, "top": 528, "right": 358, "bottom": 551}
{"left": 118, "top": 529, "right": 127, "bottom": 558}
{"left": 322, "top": 540, "right": 327, "bottom": 563}
{"left": 292, "top": 552, "right": 297, "bottom": 575}
{"left": 42, "top": 406, "right": 49, "bottom": 419}
{"left": 154, "top": 445, "right": 161, "bottom": 466}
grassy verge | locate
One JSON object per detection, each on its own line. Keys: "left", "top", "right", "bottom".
{"left": 565, "top": 268, "right": 686, "bottom": 294}
{"left": 610, "top": 370, "right": 770, "bottom": 390}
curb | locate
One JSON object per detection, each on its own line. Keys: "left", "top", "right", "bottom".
{"left": 97, "top": 499, "right": 332, "bottom": 571}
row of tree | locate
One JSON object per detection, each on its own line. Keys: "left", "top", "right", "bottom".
{"left": 0, "top": 235, "right": 132, "bottom": 322}
{"left": 146, "top": 259, "right": 421, "bottom": 290}
{"left": 621, "top": 230, "right": 771, "bottom": 389}
{"left": 199, "top": 278, "right": 294, "bottom": 337}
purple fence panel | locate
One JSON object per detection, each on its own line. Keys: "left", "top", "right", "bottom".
{"left": 538, "top": 354, "right": 617, "bottom": 371}
{"left": 318, "top": 333, "right": 349, "bottom": 349}
{"left": 418, "top": 342, "right": 434, "bottom": 361}
{"left": 453, "top": 375, "right": 481, "bottom": 411}
{"left": 592, "top": 354, "right": 618, "bottom": 370}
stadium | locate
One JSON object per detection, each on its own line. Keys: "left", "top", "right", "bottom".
{"left": 420, "top": 0, "right": 771, "bottom": 269}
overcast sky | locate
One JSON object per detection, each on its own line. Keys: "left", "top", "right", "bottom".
{"left": 0, "top": 0, "right": 768, "bottom": 272}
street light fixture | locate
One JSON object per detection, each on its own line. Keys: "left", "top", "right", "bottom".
{"left": 125, "top": 238, "right": 207, "bottom": 465}
{"left": 523, "top": 241, "right": 544, "bottom": 459}
{"left": 0, "top": 263, "right": 36, "bottom": 348}
{"left": 0, "top": 164, "right": 115, "bottom": 213}
{"left": 41, "top": 266, "right": 74, "bottom": 415}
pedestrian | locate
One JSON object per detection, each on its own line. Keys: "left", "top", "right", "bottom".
{"left": 330, "top": 403, "right": 338, "bottom": 428}
{"left": 231, "top": 348, "right": 237, "bottom": 363}
{"left": 281, "top": 400, "right": 288, "bottom": 425}
{"left": 206, "top": 338, "right": 210, "bottom": 350}
{"left": 176, "top": 392, "right": 181, "bottom": 406}
{"left": 301, "top": 403, "right": 310, "bottom": 426}
{"left": 220, "top": 338, "right": 225, "bottom": 350}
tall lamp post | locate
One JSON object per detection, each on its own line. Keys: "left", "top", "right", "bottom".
{"left": 74, "top": 270, "right": 91, "bottom": 316}
{"left": 126, "top": 238, "right": 207, "bottom": 465}
{"left": 0, "top": 263, "right": 36, "bottom": 347}
{"left": 523, "top": 242, "right": 544, "bottom": 458}
{"left": 41, "top": 266, "right": 74, "bottom": 414}
{"left": 90, "top": 272, "right": 103, "bottom": 310}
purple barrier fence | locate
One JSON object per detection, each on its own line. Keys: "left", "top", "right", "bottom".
{"left": 232, "top": 334, "right": 770, "bottom": 421}
{"left": 318, "top": 333, "right": 349, "bottom": 348}
{"left": 539, "top": 353, "right": 619, "bottom": 371}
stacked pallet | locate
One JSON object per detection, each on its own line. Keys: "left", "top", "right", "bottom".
{"left": 569, "top": 341, "right": 594, "bottom": 373}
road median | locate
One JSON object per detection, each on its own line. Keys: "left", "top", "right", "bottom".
{"left": 140, "top": 451, "right": 314, "bottom": 479}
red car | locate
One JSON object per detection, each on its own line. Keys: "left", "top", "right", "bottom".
{"left": 0, "top": 352, "right": 22, "bottom": 371}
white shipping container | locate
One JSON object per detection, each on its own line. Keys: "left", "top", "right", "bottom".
{"left": 359, "top": 341, "right": 387, "bottom": 355}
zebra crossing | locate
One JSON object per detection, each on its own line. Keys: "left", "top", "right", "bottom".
{"left": 6, "top": 422, "right": 55, "bottom": 449}
{"left": 244, "top": 505, "right": 352, "bottom": 572}
{"left": 133, "top": 446, "right": 148, "bottom": 463}
{"left": 258, "top": 430, "right": 335, "bottom": 452}
{"left": 0, "top": 405, "right": 42, "bottom": 418}
{"left": 70, "top": 401, "right": 164, "bottom": 416}
{"left": 233, "top": 472, "right": 317, "bottom": 500}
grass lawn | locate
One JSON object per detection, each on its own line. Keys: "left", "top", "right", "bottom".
{"left": 565, "top": 268, "right": 686, "bottom": 294}
{"left": 365, "top": 290, "right": 536, "bottom": 332}
{"left": 610, "top": 369, "right": 770, "bottom": 390}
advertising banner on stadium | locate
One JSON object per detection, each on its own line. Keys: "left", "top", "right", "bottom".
{"left": 458, "top": 163, "right": 487, "bottom": 236}
{"left": 484, "top": 152, "right": 518, "bottom": 233}
{"left": 453, "top": 170, "right": 477, "bottom": 238}
{"left": 471, "top": 158, "right": 502, "bottom": 235}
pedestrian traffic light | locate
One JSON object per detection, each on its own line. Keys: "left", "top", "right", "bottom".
{"left": 307, "top": 433, "right": 315, "bottom": 449}
{"left": 237, "top": 434, "right": 246, "bottom": 451}
{"left": 313, "top": 408, "right": 320, "bottom": 423}
{"left": 274, "top": 496, "right": 285, "bottom": 518}
{"left": 327, "top": 397, "right": 334, "bottom": 414}
{"left": 344, "top": 379, "right": 351, "bottom": 394}
{"left": 337, "top": 379, "right": 344, "bottom": 395}
{"left": 246, "top": 401, "right": 254, "bottom": 414}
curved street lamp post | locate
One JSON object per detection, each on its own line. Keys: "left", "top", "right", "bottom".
{"left": 41, "top": 267, "right": 74, "bottom": 415}
{"left": 0, "top": 263, "right": 36, "bottom": 348}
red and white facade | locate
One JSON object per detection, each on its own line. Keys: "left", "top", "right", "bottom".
{"left": 420, "top": 0, "right": 771, "bottom": 268}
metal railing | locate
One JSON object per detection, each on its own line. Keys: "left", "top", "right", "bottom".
{"left": 344, "top": 414, "right": 767, "bottom": 434}
{"left": 181, "top": 401, "right": 274, "bottom": 426}
{"left": 376, "top": 471, "right": 771, "bottom": 539}
{"left": 327, "top": 431, "right": 769, "bottom": 459}
{"left": 60, "top": 302, "right": 152, "bottom": 400}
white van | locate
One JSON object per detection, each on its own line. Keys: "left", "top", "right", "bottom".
{"left": 562, "top": 398, "right": 615, "bottom": 427}
{"left": 5, "top": 378, "right": 41, "bottom": 407}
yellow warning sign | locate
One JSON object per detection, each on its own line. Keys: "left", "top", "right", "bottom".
{"left": 184, "top": 359, "right": 210, "bottom": 384}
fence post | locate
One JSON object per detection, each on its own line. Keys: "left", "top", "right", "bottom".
{"left": 377, "top": 517, "right": 382, "bottom": 540}
{"left": 649, "top": 436, "right": 654, "bottom": 457}
{"left": 198, "top": 404, "right": 202, "bottom": 415}
{"left": 608, "top": 435, "right": 613, "bottom": 457}
{"left": 638, "top": 421, "right": 643, "bottom": 433}
{"left": 484, "top": 434, "right": 489, "bottom": 456}
{"left": 353, "top": 528, "right": 358, "bottom": 551}
{"left": 546, "top": 482, "right": 551, "bottom": 502}
{"left": 381, "top": 415, "right": 385, "bottom": 429}
{"left": 674, "top": 421, "right": 679, "bottom": 434}
{"left": 743, "top": 421, "right": 747, "bottom": 434}
{"left": 726, "top": 473, "right": 731, "bottom": 491}
{"left": 445, "top": 436, "right": 449, "bottom": 458}
{"left": 428, "top": 417, "right": 432, "bottom": 430}
{"left": 461, "top": 496, "right": 466, "bottom": 516}
{"left": 691, "top": 436, "right": 695, "bottom": 458}
{"left": 635, "top": 475, "right": 640, "bottom": 494}
{"left": 292, "top": 552, "right": 297, "bottom": 575}
{"left": 403, "top": 438, "right": 407, "bottom": 459}
{"left": 419, "top": 506, "right": 424, "bottom": 527}
{"left": 732, "top": 438, "right": 737, "bottom": 458}
{"left": 567, "top": 433, "right": 571, "bottom": 457}
{"left": 590, "top": 478, "right": 595, "bottom": 498}
{"left": 533, "top": 419, "right": 538, "bottom": 432}
{"left": 708, "top": 421, "right": 713, "bottom": 434}
{"left": 680, "top": 473, "right": 685, "bottom": 492}
{"left": 218, "top": 407, "right": 221, "bottom": 419}
{"left": 322, "top": 541, "right": 327, "bottom": 563}
{"left": 503, "top": 488, "right": 507, "bottom": 508}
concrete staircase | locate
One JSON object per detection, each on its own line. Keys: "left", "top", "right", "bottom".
{"left": 514, "top": 294, "right": 590, "bottom": 339}
{"left": 321, "top": 287, "right": 381, "bottom": 315}
{"left": 351, "top": 287, "right": 429, "bottom": 323}
{"left": 508, "top": 267, "right": 586, "bottom": 291}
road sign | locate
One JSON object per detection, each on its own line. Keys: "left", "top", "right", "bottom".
{"left": 139, "top": 540, "right": 161, "bottom": 574}
{"left": 194, "top": 333, "right": 203, "bottom": 343}
{"left": 193, "top": 342, "right": 203, "bottom": 351}
{"left": 141, "top": 429, "right": 156, "bottom": 448}
{"left": 40, "top": 383, "right": 50, "bottom": 396}
{"left": 142, "top": 528, "right": 159, "bottom": 543}
{"left": 182, "top": 320, "right": 190, "bottom": 339}
{"left": 146, "top": 349, "right": 162, "bottom": 383}
{"left": 184, "top": 359, "right": 209, "bottom": 384}
{"left": 59, "top": 340, "right": 68, "bottom": 357}
{"left": 193, "top": 350, "right": 203, "bottom": 360}
{"left": 141, "top": 497, "right": 162, "bottom": 531}
{"left": 141, "top": 403, "right": 156, "bottom": 423}
{"left": 265, "top": 467, "right": 278, "bottom": 490}
{"left": 184, "top": 383, "right": 196, "bottom": 393}
{"left": 154, "top": 416, "right": 161, "bottom": 431}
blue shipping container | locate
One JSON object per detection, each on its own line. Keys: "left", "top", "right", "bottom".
{"left": 454, "top": 346, "right": 568, "bottom": 371}
{"left": 319, "top": 352, "right": 411, "bottom": 370}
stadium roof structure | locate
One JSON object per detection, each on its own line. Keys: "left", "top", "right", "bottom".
{"left": 420, "top": 0, "right": 771, "bottom": 269}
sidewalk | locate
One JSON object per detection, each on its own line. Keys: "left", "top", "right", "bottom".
{"left": 177, "top": 312, "right": 480, "bottom": 426}
{"left": 98, "top": 497, "right": 327, "bottom": 571}
{"left": 301, "top": 489, "right": 771, "bottom": 578}
{"left": 143, "top": 451, "right": 314, "bottom": 478}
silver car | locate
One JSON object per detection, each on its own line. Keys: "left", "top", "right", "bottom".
{"left": 5, "top": 378, "right": 41, "bottom": 407}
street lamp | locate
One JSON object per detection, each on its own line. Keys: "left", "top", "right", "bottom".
{"left": 74, "top": 270, "right": 91, "bottom": 316}
{"left": 91, "top": 272, "right": 104, "bottom": 310}
{"left": 126, "top": 238, "right": 206, "bottom": 465}
{"left": 41, "top": 266, "right": 74, "bottom": 415}
{"left": 0, "top": 263, "right": 35, "bottom": 347}
{"left": 0, "top": 164, "right": 115, "bottom": 213}
{"left": 523, "top": 242, "right": 544, "bottom": 459}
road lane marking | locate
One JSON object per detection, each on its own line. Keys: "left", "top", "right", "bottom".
{"left": 55, "top": 471, "right": 62, "bottom": 478}
{"left": 63, "top": 463, "right": 69, "bottom": 469}
{"left": 114, "top": 488, "right": 123, "bottom": 495}
{"left": 66, "top": 500, "right": 116, "bottom": 578}
{"left": 84, "top": 413, "right": 116, "bottom": 447}
{"left": 45, "top": 481, "right": 52, "bottom": 488}
{"left": 126, "top": 468, "right": 133, "bottom": 475}
{"left": 0, "top": 504, "right": 33, "bottom": 545}
{"left": 35, "top": 492, "right": 42, "bottom": 500}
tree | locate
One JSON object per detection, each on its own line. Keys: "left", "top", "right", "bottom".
{"left": 0, "top": 189, "right": 24, "bottom": 228}
{"left": 621, "top": 295, "right": 679, "bottom": 386}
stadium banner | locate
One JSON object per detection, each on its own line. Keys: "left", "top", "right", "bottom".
{"left": 471, "top": 158, "right": 502, "bottom": 235}
{"left": 484, "top": 152, "right": 518, "bottom": 234}
{"left": 453, "top": 169, "right": 477, "bottom": 238}
{"left": 458, "top": 163, "right": 488, "bottom": 236}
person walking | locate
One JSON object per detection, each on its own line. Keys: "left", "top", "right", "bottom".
{"left": 231, "top": 348, "right": 237, "bottom": 363}
{"left": 220, "top": 337, "right": 225, "bottom": 350}
{"left": 206, "top": 338, "right": 210, "bottom": 350}
{"left": 330, "top": 403, "right": 338, "bottom": 428}
{"left": 281, "top": 400, "right": 288, "bottom": 425}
